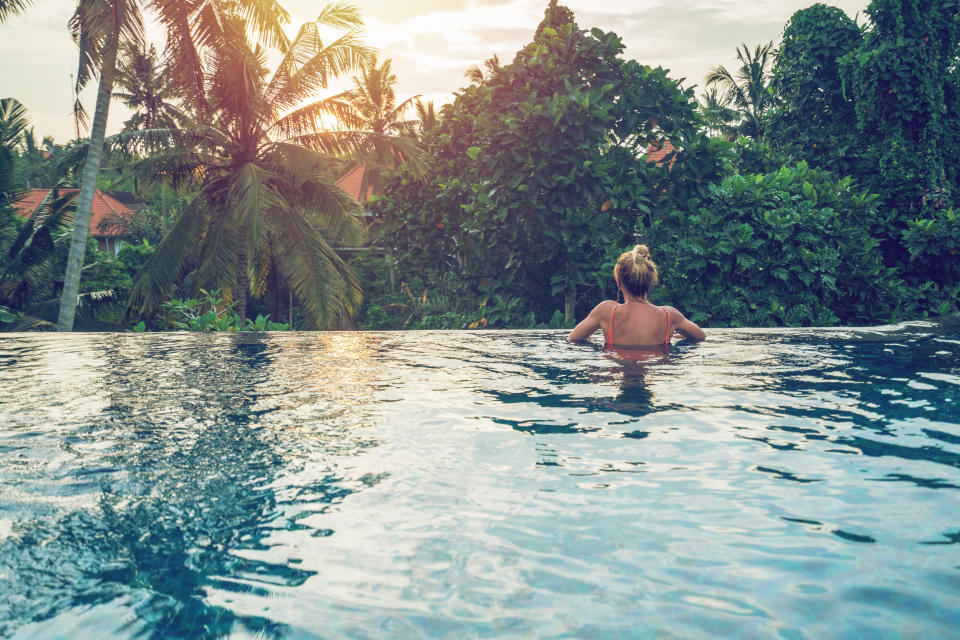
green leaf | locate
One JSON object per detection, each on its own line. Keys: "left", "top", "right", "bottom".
{"left": 466, "top": 146, "right": 482, "bottom": 160}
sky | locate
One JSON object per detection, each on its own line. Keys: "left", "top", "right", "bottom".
{"left": 0, "top": 0, "right": 868, "bottom": 143}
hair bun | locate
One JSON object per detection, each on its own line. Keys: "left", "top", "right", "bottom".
{"left": 632, "top": 244, "right": 650, "bottom": 262}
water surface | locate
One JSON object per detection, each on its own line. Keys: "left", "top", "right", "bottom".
{"left": 1, "top": 321, "right": 959, "bottom": 638}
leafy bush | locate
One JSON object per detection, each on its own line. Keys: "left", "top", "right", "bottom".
{"left": 116, "top": 239, "right": 155, "bottom": 277}
{"left": 160, "top": 289, "right": 288, "bottom": 332}
{"left": 648, "top": 162, "right": 905, "bottom": 327}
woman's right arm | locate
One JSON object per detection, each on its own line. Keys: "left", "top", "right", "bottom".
{"left": 567, "top": 301, "right": 613, "bottom": 342}
{"left": 667, "top": 306, "right": 706, "bottom": 341}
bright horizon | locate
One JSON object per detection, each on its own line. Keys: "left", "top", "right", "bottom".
{"left": 0, "top": 0, "right": 867, "bottom": 143}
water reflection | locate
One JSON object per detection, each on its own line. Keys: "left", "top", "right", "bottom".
{"left": 0, "top": 333, "right": 387, "bottom": 639}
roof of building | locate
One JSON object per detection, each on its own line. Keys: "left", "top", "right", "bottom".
{"left": 107, "top": 190, "right": 148, "bottom": 210}
{"left": 11, "top": 188, "right": 134, "bottom": 237}
{"left": 336, "top": 164, "right": 374, "bottom": 203}
{"left": 645, "top": 139, "right": 678, "bottom": 168}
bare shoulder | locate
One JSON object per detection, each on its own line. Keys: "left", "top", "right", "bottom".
{"left": 593, "top": 299, "right": 618, "bottom": 317}
{"left": 567, "top": 300, "right": 617, "bottom": 342}
{"left": 662, "top": 305, "right": 707, "bottom": 341}
{"left": 661, "top": 305, "right": 686, "bottom": 321}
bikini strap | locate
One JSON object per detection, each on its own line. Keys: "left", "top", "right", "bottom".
{"left": 663, "top": 307, "right": 671, "bottom": 346}
{"left": 607, "top": 304, "right": 617, "bottom": 347}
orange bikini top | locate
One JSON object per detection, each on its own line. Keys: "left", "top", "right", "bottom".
{"left": 605, "top": 304, "right": 671, "bottom": 349}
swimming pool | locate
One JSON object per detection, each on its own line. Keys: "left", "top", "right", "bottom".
{"left": 0, "top": 320, "right": 958, "bottom": 638}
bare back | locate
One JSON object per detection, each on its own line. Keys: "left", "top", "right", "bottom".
{"left": 604, "top": 302, "right": 671, "bottom": 348}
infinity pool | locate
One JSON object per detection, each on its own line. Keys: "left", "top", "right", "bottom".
{"left": 1, "top": 321, "right": 958, "bottom": 638}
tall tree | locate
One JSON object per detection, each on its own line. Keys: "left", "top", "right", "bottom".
{"left": 768, "top": 4, "right": 863, "bottom": 175}
{"left": 838, "top": 0, "right": 960, "bottom": 290}
{"left": 0, "top": 98, "right": 29, "bottom": 196}
{"left": 454, "top": 0, "right": 704, "bottom": 323}
{"left": 322, "top": 56, "right": 421, "bottom": 197}
{"left": 697, "top": 87, "right": 739, "bottom": 140}
{"left": 126, "top": 9, "right": 411, "bottom": 327}
{"left": 410, "top": 98, "right": 437, "bottom": 140}
{"left": 57, "top": 0, "right": 291, "bottom": 331}
{"left": 115, "top": 42, "right": 188, "bottom": 134}
{"left": 840, "top": 0, "right": 960, "bottom": 214}
{"left": 704, "top": 42, "right": 776, "bottom": 140}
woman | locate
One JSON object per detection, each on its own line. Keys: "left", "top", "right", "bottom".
{"left": 567, "top": 245, "right": 705, "bottom": 348}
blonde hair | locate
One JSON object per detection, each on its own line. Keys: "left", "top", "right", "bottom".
{"left": 614, "top": 244, "right": 659, "bottom": 298}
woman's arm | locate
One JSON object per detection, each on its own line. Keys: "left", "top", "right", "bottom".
{"left": 567, "top": 301, "right": 614, "bottom": 342}
{"left": 667, "top": 306, "right": 706, "bottom": 341}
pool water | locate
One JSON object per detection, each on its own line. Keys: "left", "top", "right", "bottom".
{"left": 0, "top": 321, "right": 958, "bottom": 638}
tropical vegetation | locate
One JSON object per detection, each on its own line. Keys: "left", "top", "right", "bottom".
{"left": 0, "top": 0, "right": 958, "bottom": 333}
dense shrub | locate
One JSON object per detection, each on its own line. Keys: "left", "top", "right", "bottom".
{"left": 648, "top": 162, "right": 908, "bottom": 327}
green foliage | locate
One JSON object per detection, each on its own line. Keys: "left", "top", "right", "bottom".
{"left": 704, "top": 42, "right": 777, "bottom": 140}
{"left": 649, "top": 162, "right": 906, "bottom": 327}
{"left": 375, "top": 1, "right": 725, "bottom": 326}
{"left": 160, "top": 289, "right": 288, "bottom": 332}
{"left": 0, "top": 190, "right": 72, "bottom": 317}
{"left": 116, "top": 238, "right": 154, "bottom": 275}
{"left": 82, "top": 250, "right": 132, "bottom": 293}
{"left": 245, "top": 313, "right": 289, "bottom": 331}
{"left": 123, "top": 16, "right": 374, "bottom": 329}
{"left": 901, "top": 207, "right": 960, "bottom": 301}
{"left": 768, "top": 4, "right": 863, "bottom": 175}
{"left": 733, "top": 138, "right": 793, "bottom": 175}
{"left": 838, "top": 0, "right": 960, "bottom": 215}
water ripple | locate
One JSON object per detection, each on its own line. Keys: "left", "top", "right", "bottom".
{"left": 0, "top": 322, "right": 959, "bottom": 638}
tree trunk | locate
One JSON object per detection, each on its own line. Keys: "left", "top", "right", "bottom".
{"left": 236, "top": 224, "right": 248, "bottom": 323}
{"left": 57, "top": 43, "right": 118, "bottom": 331}
{"left": 270, "top": 269, "right": 280, "bottom": 321}
{"left": 564, "top": 290, "right": 576, "bottom": 326}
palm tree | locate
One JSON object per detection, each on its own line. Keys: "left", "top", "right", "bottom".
{"left": 57, "top": 0, "right": 291, "bottom": 331}
{"left": 410, "top": 98, "right": 438, "bottom": 140}
{"left": 0, "top": 192, "right": 75, "bottom": 329}
{"left": 320, "top": 56, "right": 422, "bottom": 197}
{"left": 697, "top": 87, "right": 739, "bottom": 140}
{"left": 465, "top": 54, "right": 501, "bottom": 85}
{"left": 0, "top": 0, "right": 30, "bottom": 21}
{"left": 115, "top": 42, "right": 188, "bottom": 134}
{"left": 0, "top": 98, "right": 29, "bottom": 196}
{"left": 126, "top": 10, "right": 404, "bottom": 328}
{"left": 704, "top": 42, "right": 776, "bottom": 140}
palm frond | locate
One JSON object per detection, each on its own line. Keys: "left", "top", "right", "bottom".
{"left": 271, "top": 30, "right": 373, "bottom": 110}
{"left": 0, "top": 0, "right": 32, "bottom": 22}
{"left": 287, "top": 130, "right": 425, "bottom": 177}
{"left": 231, "top": 0, "right": 290, "bottom": 50}
{"left": 127, "top": 191, "right": 212, "bottom": 317}
{"left": 152, "top": 0, "right": 210, "bottom": 110}
{"left": 227, "top": 162, "right": 284, "bottom": 250}
{"left": 0, "top": 98, "right": 29, "bottom": 148}
{"left": 191, "top": 205, "right": 237, "bottom": 301}
{"left": 313, "top": 1, "right": 364, "bottom": 32}
{"left": 272, "top": 95, "right": 364, "bottom": 138}
{"left": 271, "top": 202, "right": 362, "bottom": 329}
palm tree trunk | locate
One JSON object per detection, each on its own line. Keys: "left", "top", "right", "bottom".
{"left": 564, "top": 290, "right": 576, "bottom": 326}
{"left": 57, "top": 42, "right": 117, "bottom": 331}
{"left": 236, "top": 224, "right": 248, "bottom": 323}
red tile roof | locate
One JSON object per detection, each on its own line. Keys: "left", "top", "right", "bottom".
{"left": 336, "top": 164, "right": 374, "bottom": 202}
{"left": 645, "top": 139, "right": 677, "bottom": 168}
{"left": 11, "top": 188, "right": 134, "bottom": 237}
